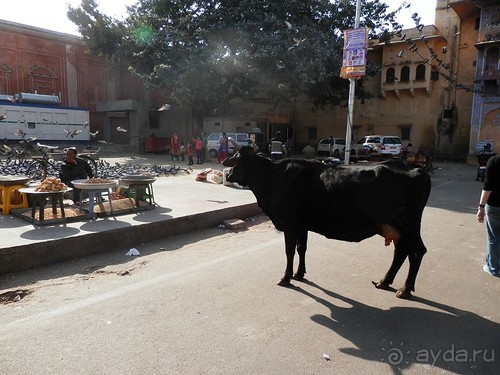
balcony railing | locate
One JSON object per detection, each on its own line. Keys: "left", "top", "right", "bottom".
{"left": 382, "top": 79, "right": 431, "bottom": 98}
{"left": 479, "top": 66, "right": 499, "bottom": 80}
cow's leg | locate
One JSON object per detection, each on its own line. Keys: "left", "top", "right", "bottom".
{"left": 278, "top": 230, "right": 297, "bottom": 286}
{"left": 373, "top": 236, "right": 427, "bottom": 299}
{"left": 292, "top": 230, "right": 308, "bottom": 281}
{"left": 397, "top": 241, "right": 427, "bottom": 299}
{"left": 372, "top": 240, "right": 408, "bottom": 291}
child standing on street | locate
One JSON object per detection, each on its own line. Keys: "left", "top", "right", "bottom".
{"left": 195, "top": 136, "right": 203, "bottom": 164}
{"left": 186, "top": 139, "right": 194, "bottom": 165}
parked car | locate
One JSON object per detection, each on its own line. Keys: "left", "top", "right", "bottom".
{"left": 206, "top": 132, "right": 249, "bottom": 159}
{"left": 351, "top": 135, "right": 402, "bottom": 159}
{"left": 317, "top": 138, "right": 346, "bottom": 157}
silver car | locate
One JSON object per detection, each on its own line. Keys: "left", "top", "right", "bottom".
{"left": 352, "top": 135, "right": 402, "bottom": 158}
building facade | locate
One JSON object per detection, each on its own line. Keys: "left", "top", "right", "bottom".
{"left": 0, "top": 20, "right": 192, "bottom": 148}
{"left": 1, "top": 0, "right": 498, "bottom": 160}
{"left": 204, "top": 0, "right": 492, "bottom": 161}
{"left": 449, "top": 0, "right": 500, "bottom": 158}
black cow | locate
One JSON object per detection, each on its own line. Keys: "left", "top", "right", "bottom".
{"left": 223, "top": 146, "right": 431, "bottom": 299}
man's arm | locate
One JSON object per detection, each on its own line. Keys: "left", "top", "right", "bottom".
{"left": 85, "top": 161, "right": 94, "bottom": 178}
{"left": 60, "top": 164, "right": 71, "bottom": 184}
{"left": 82, "top": 160, "right": 94, "bottom": 178}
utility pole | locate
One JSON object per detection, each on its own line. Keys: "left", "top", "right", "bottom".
{"left": 344, "top": 0, "right": 362, "bottom": 165}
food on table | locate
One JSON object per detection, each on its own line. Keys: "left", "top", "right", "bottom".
{"left": 82, "top": 178, "right": 114, "bottom": 184}
{"left": 35, "top": 178, "right": 67, "bottom": 192}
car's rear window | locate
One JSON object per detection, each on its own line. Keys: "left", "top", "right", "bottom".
{"left": 384, "top": 137, "right": 402, "bottom": 145}
{"left": 336, "top": 139, "right": 346, "bottom": 145}
{"left": 236, "top": 134, "right": 248, "bottom": 142}
{"left": 356, "top": 138, "right": 367, "bottom": 145}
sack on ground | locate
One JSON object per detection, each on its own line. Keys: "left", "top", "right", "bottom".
{"left": 196, "top": 168, "right": 213, "bottom": 181}
{"left": 207, "top": 170, "right": 223, "bottom": 184}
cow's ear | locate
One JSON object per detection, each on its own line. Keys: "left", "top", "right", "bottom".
{"left": 222, "top": 156, "right": 238, "bottom": 167}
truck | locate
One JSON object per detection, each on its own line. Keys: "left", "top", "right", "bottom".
{"left": 0, "top": 93, "right": 90, "bottom": 143}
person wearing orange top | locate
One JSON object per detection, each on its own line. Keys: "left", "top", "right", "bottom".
{"left": 195, "top": 136, "right": 203, "bottom": 164}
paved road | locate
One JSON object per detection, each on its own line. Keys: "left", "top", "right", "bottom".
{"left": 0, "top": 161, "right": 499, "bottom": 374}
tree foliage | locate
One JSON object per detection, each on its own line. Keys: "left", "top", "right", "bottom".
{"left": 68, "top": 0, "right": 403, "bottom": 119}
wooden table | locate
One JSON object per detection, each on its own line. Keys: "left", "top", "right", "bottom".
{"left": 18, "top": 188, "right": 72, "bottom": 221}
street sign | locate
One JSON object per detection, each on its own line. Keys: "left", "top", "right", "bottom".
{"left": 340, "top": 28, "right": 368, "bottom": 79}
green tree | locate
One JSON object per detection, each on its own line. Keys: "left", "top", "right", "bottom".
{"left": 68, "top": 0, "right": 403, "bottom": 124}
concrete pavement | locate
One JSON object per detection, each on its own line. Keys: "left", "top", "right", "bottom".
{"left": 0, "top": 154, "right": 261, "bottom": 275}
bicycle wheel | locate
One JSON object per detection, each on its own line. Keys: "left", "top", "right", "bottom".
{"left": 78, "top": 155, "right": 98, "bottom": 177}
{"left": 26, "top": 160, "right": 47, "bottom": 180}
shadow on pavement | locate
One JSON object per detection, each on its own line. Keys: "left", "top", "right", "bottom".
{"left": 294, "top": 280, "right": 498, "bottom": 374}
{"left": 20, "top": 225, "right": 81, "bottom": 240}
{"left": 79, "top": 218, "right": 132, "bottom": 232}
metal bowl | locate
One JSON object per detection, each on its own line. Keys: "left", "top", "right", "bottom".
{"left": 0, "top": 175, "right": 31, "bottom": 186}
{"left": 71, "top": 179, "right": 118, "bottom": 189}
{"left": 119, "top": 174, "right": 157, "bottom": 184}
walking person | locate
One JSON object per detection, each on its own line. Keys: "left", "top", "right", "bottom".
{"left": 217, "top": 132, "right": 229, "bottom": 163}
{"left": 477, "top": 153, "right": 500, "bottom": 277}
{"left": 328, "top": 135, "right": 334, "bottom": 157}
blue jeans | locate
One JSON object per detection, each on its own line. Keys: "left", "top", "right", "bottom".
{"left": 485, "top": 205, "right": 500, "bottom": 275}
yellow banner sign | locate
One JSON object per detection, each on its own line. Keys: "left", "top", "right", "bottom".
{"left": 340, "top": 28, "right": 368, "bottom": 79}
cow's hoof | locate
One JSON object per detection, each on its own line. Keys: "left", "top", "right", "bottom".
{"left": 395, "top": 288, "right": 412, "bottom": 299}
{"left": 372, "top": 280, "right": 390, "bottom": 290}
{"left": 277, "top": 278, "right": 291, "bottom": 287}
{"left": 292, "top": 273, "right": 304, "bottom": 281}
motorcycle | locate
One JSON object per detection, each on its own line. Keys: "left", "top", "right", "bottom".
{"left": 402, "top": 144, "right": 434, "bottom": 174}
{"left": 476, "top": 150, "right": 495, "bottom": 182}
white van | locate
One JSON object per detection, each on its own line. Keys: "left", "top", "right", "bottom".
{"left": 206, "top": 132, "right": 249, "bottom": 159}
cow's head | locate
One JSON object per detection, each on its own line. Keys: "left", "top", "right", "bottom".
{"left": 222, "top": 146, "right": 258, "bottom": 186}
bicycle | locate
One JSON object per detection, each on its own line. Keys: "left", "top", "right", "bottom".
{"left": 26, "top": 146, "right": 98, "bottom": 181}
{"left": 0, "top": 137, "right": 40, "bottom": 176}
{"left": 3, "top": 136, "right": 38, "bottom": 164}
{"left": 25, "top": 147, "right": 64, "bottom": 180}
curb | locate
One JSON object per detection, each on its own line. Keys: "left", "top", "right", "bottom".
{"left": 0, "top": 203, "right": 262, "bottom": 275}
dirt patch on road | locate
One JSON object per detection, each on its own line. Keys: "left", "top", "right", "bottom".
{"left": 0, "top": 289, "right": 31, "bottom": 304}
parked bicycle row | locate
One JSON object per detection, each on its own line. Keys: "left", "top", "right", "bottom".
{"left": 1, "top": 147, "right": 192, "bottom": 180}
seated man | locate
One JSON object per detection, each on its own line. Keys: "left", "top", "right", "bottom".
{"left": 60, "top": 148, "right": 94, "bottom": 203}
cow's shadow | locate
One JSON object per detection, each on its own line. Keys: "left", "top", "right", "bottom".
{"left": 294, "top": 281, "right": 499, "bottom": 374}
